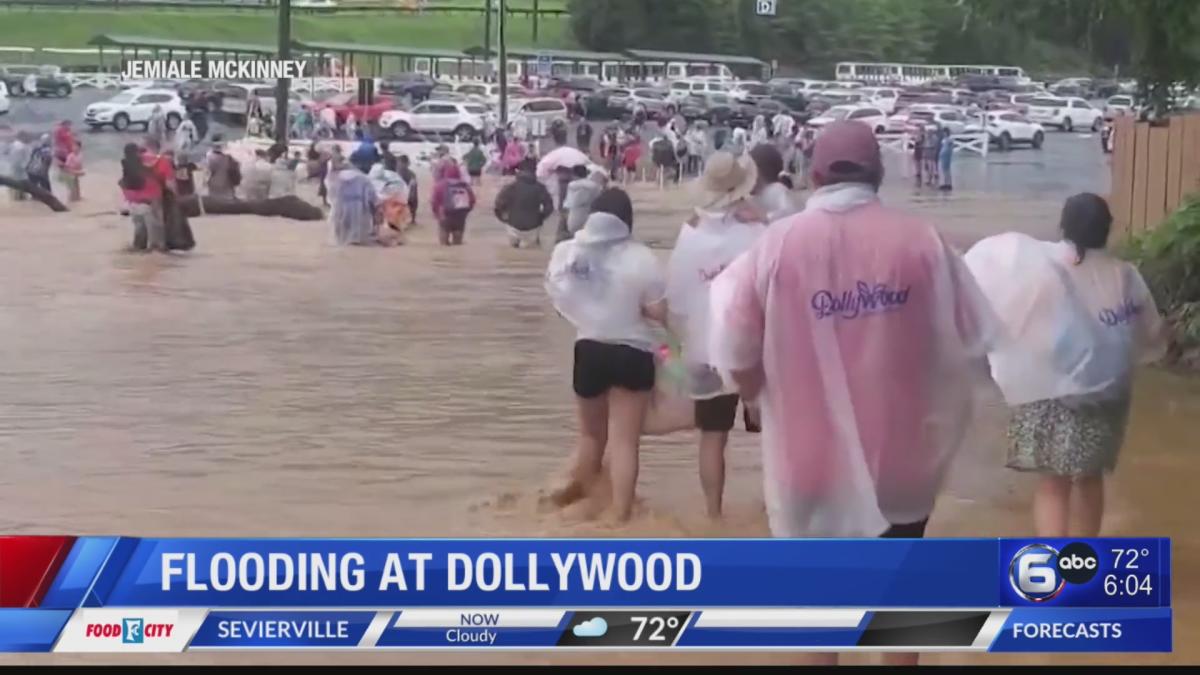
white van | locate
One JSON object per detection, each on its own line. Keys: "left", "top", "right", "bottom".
{"left": 667, "top": 78, "right": 731, "bottom": 102}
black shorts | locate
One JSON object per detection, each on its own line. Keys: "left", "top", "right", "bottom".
{"left": 879, "top": 519, "right": 929, "bottom": 538}
{"left": 695, "top": 394, "right": 762, "bottom": 433}
{"left": 572, "top": 340, "right": 655, "bottom": 399}
{"left": 467, "top": 168, "right": 482, "bottom": 178}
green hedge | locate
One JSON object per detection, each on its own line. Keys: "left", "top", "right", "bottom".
{"left": 1124, "top": 194, "right": 1200, "bottom": 367}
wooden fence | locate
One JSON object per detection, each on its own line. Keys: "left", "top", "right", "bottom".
{"left": 1110, "top": 113, "right": 1200, "bottom": 239}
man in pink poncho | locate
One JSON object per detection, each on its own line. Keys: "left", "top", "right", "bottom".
{"left": 708, "top": 120, "right": 999, "bottom": 542}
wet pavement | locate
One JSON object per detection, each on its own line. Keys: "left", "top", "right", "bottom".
{"left": 0, "top": 93, "right": 1192, "bottom": 666}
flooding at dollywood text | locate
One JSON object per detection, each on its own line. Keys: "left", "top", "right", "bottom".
{"left": 1, "top": 160, "right": 1195, "bottom": 666}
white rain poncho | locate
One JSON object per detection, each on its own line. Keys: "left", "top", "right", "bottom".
{"left": 708, "top": 185, "right": 999, "bottom": 537}
{"left": 964, "top": 232, "right": 1168, "bottom": 407}
{"left": 666, "top": 208, "right": 766, "bottom": 398}
{"left": 545, "top": 212, "right": 666, "bottom": 352}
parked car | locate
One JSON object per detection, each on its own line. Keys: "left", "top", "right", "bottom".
{"left": 981, "top": 111, "right": 1045, "bottom": 150}
{"left": 582, "top": 87, "right": 631, "bottom": 119}
{"left": 1050, "top": 77, "right": 1094, "bottom": 97}
{"left": 218, "top": 82, "right": 269, "bottom": 119}
{"left": 768, "top": 86, "right": 808, "bottom": 113}
{"left": 1104, "top": 95, "right": 1136, "bottom": 118}
{"left": 0, "top": 64, "right": 72, "bottom": 98}
{"left": 380, "top": 99, "right": 489, "bottom": 140}
{"left": 119, "top": 78, "right": 182, "bottom": 92}
{"left": 545, "top": 77, "right": 601, "bottom": 96}
{"left": 808, "top": 105, "right": 889, "bottom": 133}
{"left": 887, "top": 105, "right": 974, "bottom": 135}
{"left": 667, "top": 78, "right": 732, "bottom": 102}
{"left": 678, "top": 92, "right": 742, "bottom": 125}
{"left": 1026, "top": 96, "right": 1103, "bottom": 132}
{"left": 729, "top": 81, "right": 771, "bottom": 103}
{"left": 317, "top": 92, "right": 397, "bottom": 125}
{"left": 807, "top": 90, "right": 865, "bottom": 114}
{"left": 625, "top": 88, "right": 674, "bottom": 118}
{"left": 248, "top": 84, "right": 311, "bottom": 118}
{"left": 378, "top": 72, "right": 439, "bottom": 101}
{"left": 83, "top": 88, "right": 185, "bottom": 131}
{"left": 1048, "top": 83, "right": 1088, "bottom": 99}
{"left": 512, "top": 97, "right": 570, "bottom": 129}
{"left": 859, "top": 86, "right": 900, "bottom": 114}
{"left": 0, "top": 81, "right": 9, "bottom": 115}
{"left": 1092, "top": 79, "right": 1120, "bottom": 98}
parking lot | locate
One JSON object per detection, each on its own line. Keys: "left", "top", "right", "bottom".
{"left": 1, "top": 86, "right": 1110, "bottom": 200}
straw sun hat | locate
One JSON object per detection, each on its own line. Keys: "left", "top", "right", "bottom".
{"left": 697, "top": 150, "right": 758, "bottom": 211}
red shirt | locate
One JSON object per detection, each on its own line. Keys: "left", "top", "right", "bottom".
{"left": 143, "top": 151, "right": 176, "bottom": 192}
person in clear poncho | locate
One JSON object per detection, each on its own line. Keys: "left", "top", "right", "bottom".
{"left": 544, "top": 188, "right": 668, "bottom": 522}
{"left": 964, "top": 194, "right": 1167, "bottom": 538}
{"left": 708, "top": 121, "right": 999, "bottom": 545}
{"left": 663, "top": 150, "right": 768, "bottom": 518}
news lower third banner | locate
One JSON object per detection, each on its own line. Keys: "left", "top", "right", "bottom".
{"left": 0, "top": 537, "right": 1170, "bottom": 653}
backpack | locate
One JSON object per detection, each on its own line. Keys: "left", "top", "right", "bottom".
{"left": 228, "top": 158, "right": 242, "bottom": 187}
{"left": 26, "top": 147, "right": 51, "bottom": 177}
{"left": 447, "top": 182, "right": 472, "bottom": 212}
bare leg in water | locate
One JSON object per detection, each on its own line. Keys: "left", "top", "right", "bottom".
{"left": 549, "top": 387, "right": 650, "bottom": 522}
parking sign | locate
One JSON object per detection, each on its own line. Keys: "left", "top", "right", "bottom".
{"left": 755, "top": 0, "right": 776, "bottom": 16}
{"left": 537, "top": 53, "right": 553, "bottom": 77}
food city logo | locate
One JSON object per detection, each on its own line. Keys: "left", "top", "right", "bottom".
{"left": 1009, "top": 542, "right": 1099, "bottom": 602}
{"left": 84, "top": 617, "right": 175, "bottom": 643}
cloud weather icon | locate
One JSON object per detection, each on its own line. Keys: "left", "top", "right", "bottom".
{"left": 572, "top": 617, "right": 609, "bottom": 638}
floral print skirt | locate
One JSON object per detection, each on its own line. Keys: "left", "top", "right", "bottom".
{"left": 1006, "top": 396, "right": 1132, "bottom": 477}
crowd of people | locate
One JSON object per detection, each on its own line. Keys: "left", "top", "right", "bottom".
{"left": 543, "top": 121, "right": 1167, "bottom": 618}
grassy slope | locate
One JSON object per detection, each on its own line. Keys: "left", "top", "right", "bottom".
{"left": 0, "top": 7, "right": 574, "bottom": 52}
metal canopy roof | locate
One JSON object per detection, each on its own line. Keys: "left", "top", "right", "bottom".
{"left": 87, "top": 34, "right": 275, "bottom": 55}
{"left": 623, "top": 49, "right": 765, "bottom": 66}
{"left": 465, "top": 46, "right": 627, "bottom": 62}
{"left": 291, "top": 41, "right": 470, "bottom": 60}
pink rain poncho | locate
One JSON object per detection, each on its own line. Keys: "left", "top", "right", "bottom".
{"left": 964, "top": 232, "right": 1168, "bottom": 406}
{"left": 708, "top": 184, "right": 999, "bottom": 537}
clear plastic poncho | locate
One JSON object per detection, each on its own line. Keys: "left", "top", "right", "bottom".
{"left": 708, "top": 194, "right": 998, "bottom": 537}
{"left": 666, "top": 209, "right": 766, "bottom": 399}
{"left": 545, "top": 212, "right": 666, "bottom": 353}
{"left": 963, "top": 232, "right": 1167, "bottom": 407}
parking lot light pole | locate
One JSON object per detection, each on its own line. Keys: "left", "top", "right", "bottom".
{"left": 498, "top": 0, "right": 508, "bottom": 125}
{"left": 274, "top": 0, "right": 291, "bottom": 143}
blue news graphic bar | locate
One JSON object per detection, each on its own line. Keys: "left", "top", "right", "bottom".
{"left": 42, "top": 537, "right": 1166, "bottom": 609}
{"left": 0, "top": 610, "right": 74, "bottom": 652}
{"left": 189, "top": 611, "right": 377, "bottom": 648}
{"left": 991, "top": 608, "right": 1172, "bottom": 652}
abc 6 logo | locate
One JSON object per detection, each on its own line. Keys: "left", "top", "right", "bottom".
{"left": 1009, "top": 542, "right": 1099, "bottom": 602}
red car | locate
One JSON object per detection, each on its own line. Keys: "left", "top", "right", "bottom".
{"left": 317, "top": 93, "right": 396, "bottom": 124}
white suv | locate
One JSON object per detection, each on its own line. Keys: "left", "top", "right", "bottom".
{"left": 980, "top": 111, "right": 1045, "bottom": 150}
{"left": 808, "top": 105, "right": 889, "bottom": 133}
{"left": 1027, "top": 96, "right": 1103, "bottom": 132}
{"left": 84, "top": 88, "right": 186, "bottom": 132}
{"left": 381, "top": 100, "right": 490, "bottom": 140}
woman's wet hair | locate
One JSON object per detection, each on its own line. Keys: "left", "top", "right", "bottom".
{"left": 590, "top": 187, "right": 634, "bottom": 231}
{"left": 1060, "top": 192, "right": 1112, "bottom": 262}
{"left": 749, "top": 144, "right": 784, "bottom": 185}
{"left": 119, "top": 142, "right": 146, "bottom": 191}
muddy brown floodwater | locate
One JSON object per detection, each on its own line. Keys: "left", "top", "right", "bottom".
{"left": 0, "top": 166, "right": 1195, "bottom": 666}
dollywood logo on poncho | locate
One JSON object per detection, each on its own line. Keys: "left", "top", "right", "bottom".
{"left": 811, "top": 282, "right": 911, "bottom": 319}
{"left": 1099, "top": 299, "right": 1142, "bottom": 326}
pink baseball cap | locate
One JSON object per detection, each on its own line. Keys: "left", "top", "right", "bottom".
{"left": 811, "top": 120, "right": 883, "bottom": 182}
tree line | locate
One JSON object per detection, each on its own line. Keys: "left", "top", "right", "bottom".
{"left": 568, "top": 0, "right": 1198, "bottom": 109}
